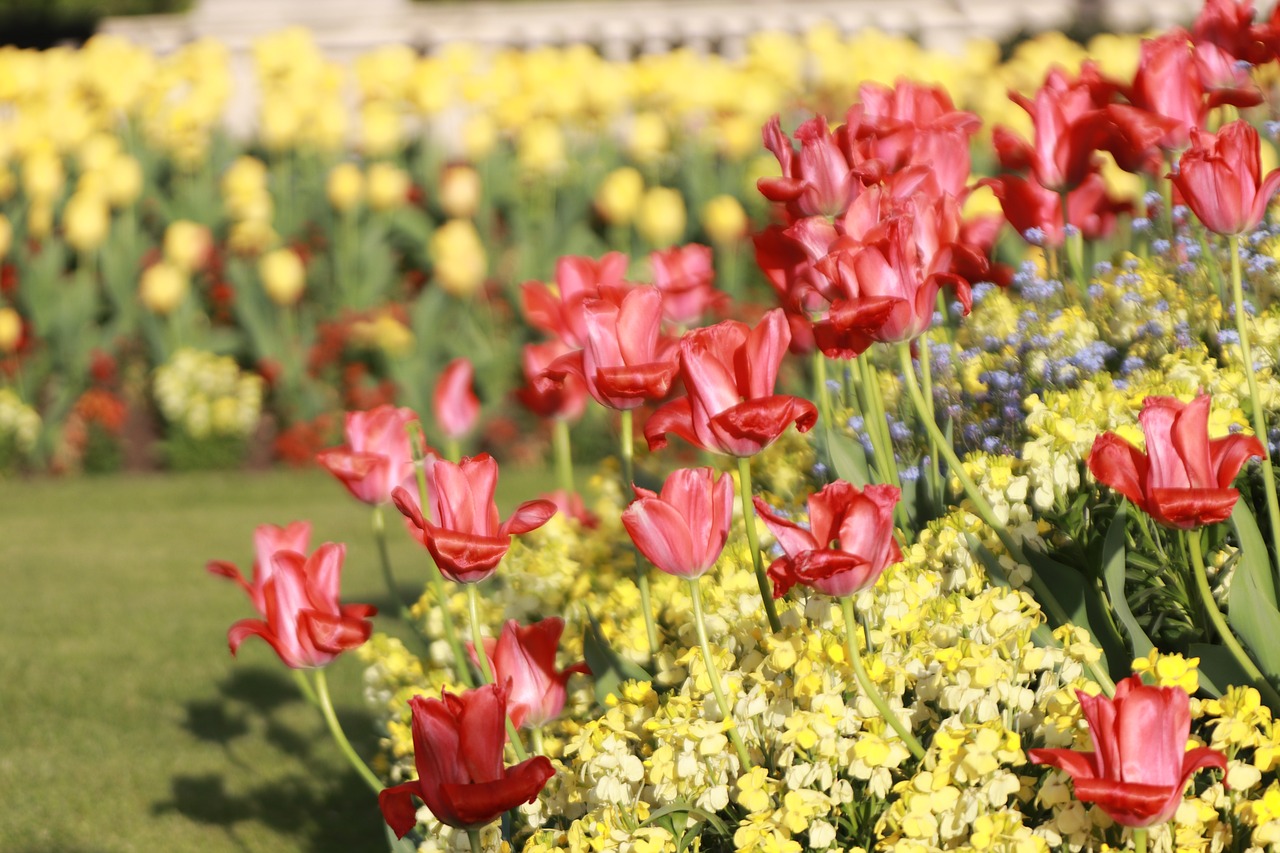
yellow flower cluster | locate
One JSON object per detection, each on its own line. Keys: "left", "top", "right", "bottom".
{"left": 152, "top": 348, "right": 263, "bottom": 439}
{"left": 0, "top": 386, "right": 40, "bottom": 459}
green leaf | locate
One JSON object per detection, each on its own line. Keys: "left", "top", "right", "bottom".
{"left": 1101, "top": 505, "right": 1154, "bottom": 661}
{"left": 1023, "top": 547, "right": 1130, "bottom": 679}
{"left": 820, "top": 426, "right": 869, "bottom": 488}
{"left": 642, "top": 801, "right": 731, "bottom": 851}
{"left": 1226, "top": 503, "right": 1280, "bottom": 683}
{"left": 384, "top": 823, "right": 419, "bottom": 852}
{"left": 581, "top": 608, "right": 652, "bottom": 707}
{"left": 964, "top": 533, "right": 1057, "bottom": 650}
{"left": 1189, "top": 642, "right": 1254, "bottom": 698}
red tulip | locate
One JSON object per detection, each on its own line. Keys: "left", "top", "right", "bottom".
{"left": 1194, "top": 0, "right": 1272, "bottom": 66}
{"left": 758, "top": 114, "right": 867, "bottom": 220}
{"left": 753, "top": 481, "right": 902, "bottom": 598}
{"left": 379, "top": 681, "right": 556, "bottom": 836}
{"left": 392, "top": 454, "right": 557, "bottom": 583}
{"left": 434, "top": 358, "right": 480, "bottom": 441}
{"left": 317, "top": 406, "right": 421, "bottom": 505}
{"left": 521, "top": 252, "right": 632, "bottom": 348}
{"left": 207, "top": 520, "right": 311, "bottom": 617}
{"left": 645, "top": 309, "right": 818, "bottom": 457}
{"left": 539, "top": 287, "right": 679, "bottom": 411}
{"left": 1088, "top": 395, "right": 1265, "bottom": 529}
{"left": 1171, "top": 120, "right": 1280, "bottom": 236}
{"left": 1028, "top": 675, "right": 1226, "bottom": 828}
{"left": 515, "top": 341, "right": 588, "bottom": 422}
{"left": 983, "top": 172, "right": 1131, "bottom": 248}
{"left": 856, "top": 79, "right": 982, "bottom": 139}
{"left": 621, "top": 467, "right": 735, "bottom": 579}
{"left": 992, "top": 67, "right": 1113, "bottom": 191}
{"left": 227, "top": 543, "right": 376, "bottom": 669}
{"left": 649, "top": 244, "right": 724, "bottom": 326}
{"left": 468, "top": 618, "right": 590, "bottom": 729}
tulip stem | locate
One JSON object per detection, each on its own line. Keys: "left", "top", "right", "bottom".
{"left": 468, "top": 829, "right": 483, "bottom": 853}
{"left": 1133, "top": 828, "right": 1147, "bottom": 853}
{"left": 312, "top": 668, "right": 383, "bottom": 795}
{"left": 895, "top": 343, "right": 1116, "bottom": 695}
{"left": 620, "top": 409, "right": 660, "bottom": 659}
{"left": 1184, "top": 529, "right": 1280, "bottom": 707}
{"left": 465, "top": 582, "right": 530, "bottom": 761}
{"left": 813, "top": 350, "right": 834, "bottom": 432}
{"left": 290, "top": 667, "right": 318, "bottom": 706}
{"left": 737, "top": 456, "right": 783, "bottom": 633}
{"left": 688, "top": 579, "right": 752, "bottom": 769}
{"left": 1229, "top": 233, "right": 1280, "bottom": 582}
{"left": 841, "top": 596, "right": 925, "bottom": 760}
{"left": 531, "top": 726, "right": 546, "bottom": 756}
{"left": 917, "top": 333, "right": 942, "bottom": 510}
{"left": 552, "top": 418, "right": 574, "bottom": 496}
{"left": 1059, "top": 191, "right": 1088, "bottom": 307}
{"left": 444, "top": 438, "right": 461, "bottom": 465}
{"left": 372, "top": 506, "right": 411, "bottom": 615}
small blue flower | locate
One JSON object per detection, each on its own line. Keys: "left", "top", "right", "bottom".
{"left": 900, "top": 465, "right": 920, "bottom": 482}
{"left": 1023, "top": 227, "right": 1046, "bottom": 246}
{"left": 1131, "top": 217, "right": 1152, "bottom": 233}
{"left": 1152, "top": 239, "right": 1171, "bottom": 255}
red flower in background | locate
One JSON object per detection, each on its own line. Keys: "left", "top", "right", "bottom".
{"left": 621, "top": 467, "right": 735, "bottom": 579}
{"left": 1088, "top": 395, "right": 1265, "bottom": 529}
{"left": 434, "top": 357, "right": 481, "bottom": 440}
{"left": 317, "top": 406, "right": 421, "bottom": 505}
{"left": 1171, "top": 120, "right": 1280, "bottom": 236}
{"left": 379, "top": 681, "right": 555, "bottom": 836}
{"left": 983, "top": 172, "right": 1131, "bottom": 248}
{"left": 227, "top": 543, "right": 376, "bottom": 669}
{"left": 207, "top": 520, "right": 312, "bottom": 617}
{"left": 1028, "top": 675, "right": 1226, "bottom": 827}
{"left": 646, "top": 309, "right": 817, "bottom": 457}
{"left": 754, "top": 481, "right": 902, "bottom": 598}
{"left": 468, "top": 618, "right": 590, "bottom": 729}
{"left": 521, "top": 252, "right": 632, "bottom": 347}
{"left": 392, "top": 454, "right": 556, "bottom": 583}
{"left": 758, "top": 114, "right": 867, "bottom": 220}
{"left": 515, "top": 340, "right": 588, "bottom": 422}
{"left": 649, "top": 244, "right": 725, "bottom": 326}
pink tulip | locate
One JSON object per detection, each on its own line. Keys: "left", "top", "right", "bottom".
{"left": 758, "top": 114, "right": 866, "bottom": 220}
{"left": 621, "top": 467, "right": 735, "bottom": 579}
{"left": 521, "top": 252, "right": 632, "bottom": 348}
{"left": 754, "top": 481, "right": 902, "bottom": 598}
{"left": 207, "top": 520, "right": 311, "bottom": 617}
{"left": 392, "top": 454, "right": 557, "bottom": 583}
{"left": 649, "top": 244, "right": 723, "bottom": 325}
{"left": 227, "top": 543, "right": 376, "bottom": 669}
{"left": 1028, "top": 675, "right": 1226, "bottom": 828}
{"left": 645, "top": 309, "right": 818, "bottom": 457}
{"left": 317, "top": 406, "right": 421, "bottom": 505}
{"left": 1172, "top": 120, "right": 1280, "bottom": 236}
{"left": 433, "top": 358, "right": 480, "bottom": 441}
{"left": 468, "top": 618, "right": 590, "bottom": 729}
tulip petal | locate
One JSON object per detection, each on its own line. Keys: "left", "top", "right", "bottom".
{"left": 1148, "top": 487, "right": 1241, "bottom": 528}
{"left": 1209, "top": 433, "right": 1266, "bottom": 488}
{"left": 379, "top": 780, "right": 424, "bottom": 839}
{"left": 1026, "top": 747, "right": 1101, "bottom": 781}
{"left": 622, "top": 497, "right": 699, "bottom": 578}
{"left": 439, "top": 756, "right": 556, "bottom": 828}
{"left": 206, "top": 560, "right": 254, "bottom": 601}
{"left": 766, "top": 556, "right": 801, "bottom": 598}
{"left": 500, "top": 499, "right": 558, "bottom": 536}
{"left": 424, "top": 526, "right": 509, "bottom": 583}
{"left": 753, "top": 495, "right": 820, "bottom": 558}
{"left": 707, "top": 395, "right": 818, "bottom": 456}
{"left": 1087, "top": 432, "right": 1149, "bottom": 509}
{"left": 1071, "top": 779, "right": 1176, "bottom": 826}
{"left": 302, "top": 609, "right": 373, "bottom": 655}
{"left": 644, "top": 397, "right": 700, "bottom": 451}
{"left": 457, "top": 682, "right": 511, "bottom": 785}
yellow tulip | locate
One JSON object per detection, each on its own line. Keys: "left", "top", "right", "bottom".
{"left": 430, "top": 219, "right": 487, "bottom": 298}
{"left": 139, "top": 261, "right": 189, "bottom": 316}
{"left": 637, "top": 187, "right": 686, "bottom": 248}
{"left": 595, "top": 167, "right": 645, "bottom": 226}
{"left": 326, "top": 162, "right": 365, "bottom": 212}
{"left": 105, "top": 155, "right": 143, "bottom": 209}
{"left": 0, "top": 214, "right": 11, "bottom": 259}
{"left": 0, "top": 306, "right": 21, "bottom": 354}
{"left": 259, "top": 247, "right": 306, "bottom": 307}
{"left": 517, "top": 118, "right": 566, "bottom": 178}
{"left": 462, "top": 113, "right": 498, "bottom": 161}
{"left": 63, "top": 192, "right": 110, "bottom": 253}
{"left": 164, "top": 220, "right": 213, "bottom": 273}
{"left": 627, "top": 112, "right": 670, "bottom": 164}
{"left": 438, "top": 164, "right": 482, "bottom": 219}
{"left": 366, "top": 162, "right": 410, "bottom": 212}
{"left": 701, "top": 195, "right": 748, "bottom": 245}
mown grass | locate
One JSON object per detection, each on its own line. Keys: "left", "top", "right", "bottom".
{"left": 0, "top": 465, "right": 554, "bottom": 853}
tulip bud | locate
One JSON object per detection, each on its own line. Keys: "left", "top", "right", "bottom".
{"left": 462, "top": 114, "right": 498, "bottom": 161}
{"left": 517, "top": 118, "right": 566, "bottom": 177}
{"left": 105, "top": 155, "right": 143, "bottom": 209}
{"left": 438, "top": 164, "right": 481, "bottom": 219}
{"left": 594, "top": 167, "right": 644, "bottom": 226}
{"left": 63, "top": 192, "right": 111, "bottom": 254}
{"left": 221, "top": 156, "right": 268, "bottom": 203}
{"left": 701, "top": 195, "right": 747, "bottom": 245}
{"left": 259, "top": 248, "right": 306, "bottom": 307}
{"left": 0, "top": 307, "right": 22, "bottom": 354}
{"left": 139, "top": 261, "right": 189, "bottom": 316}
{"left": 626, "top": 112, "right": 669, "bottom": 164}
{"left": 326, "top": 163, "right": 364, "bottom": 212}
{"left": 366, "top": 162, "right": 410, "bottom": 212}
{"left": 164, "top": 220, "right": 213, "bottom": 273}
{"left": 360, "top": 102, "right": 403, "bottom": 157}
{"left": 429, "top": 219, "right": 487, "bottom": 298}
{"left": 23, "top": 150, "right": 64, "bottom": 201}
{"left": 0, "top": 214, "right": 11, "bottom": 260}
{"left": 636, "top": 187, "right": 686, "bottom": 248}
{"left": 27, "top": 201, "right": 53, "bottom": 241}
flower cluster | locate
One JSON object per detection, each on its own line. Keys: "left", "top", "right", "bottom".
{"left": 153, "top": 348, "right": 264, "bottom": 440}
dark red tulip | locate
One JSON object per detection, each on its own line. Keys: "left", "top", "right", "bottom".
{"left": 379, "top": 680, "right": 556, "bottom": 836}
{"left": 1088, "top": 394, "right": 1265, "bottom": 529}
{"left": 469, "top": 618, "right": 590, "bottom": 729}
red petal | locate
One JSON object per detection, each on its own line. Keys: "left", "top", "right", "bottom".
{"left": 1088, "top": 432, "right": 1150, "bottom": 510}
{"left": 500, "top": 499, "right": 558, "bottom": 536}
{"left": 440, "top": 756, "right": 556, "bottom": 829}
{"left": 379, "top": 781, "right": 424, "bottom": 839}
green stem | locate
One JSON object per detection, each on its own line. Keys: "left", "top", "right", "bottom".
{"left": 531, "top": 726, "right": 545, "bottom": 756}
{"left": 841, "top": 596, "right": 925, "bottom": 760}
{"left": 917, "top": 334, "right": 942, "bottom": 501}
{"left": 444, "top": 437, "right": 461, "bottom": 465}
{"left": 689, "top": 579, "right": 752, "bottom": 768}
{"left": 552, "top": 417, "right": 574, "bottom": 496}
{"left": 895, "top": 342, "right": 1116, "bottom": 695}
{"left": 291, "top": 667, "right": 318, "bottom": 706}
{"left": 313, "top": 668, "right": 382, "bottom": 795}
{"left": 813, "top": 350, "right": 834, "bottom": 434}
{"left": 1133, "top": 828, "right": 1147, "bottom": 853}
{"left": 1199, "top": 229, "right": 1227, "bottom": 306}
{"left": 1060, "top": 191, "right": 1088, "bottom": 307}
{"left": 737, "top": 456, "right": 782, "bottom": 633}
{"left": 468, "top": 829, "right": 483, "bottom": 853}
{"left": 620, "top": 409, "right": 660, "bottom": 658}
{"left": 862, "top": 358, "right": 903, "bottom": 493}
{"left": 464, "top": 582, "right": 529, "bottom": 760}
{"left": 1184, "top": 530, "right": 1280, "bottom": 707}
{"left": 1229, "top": 233, "right": 1280, "bottom": 583}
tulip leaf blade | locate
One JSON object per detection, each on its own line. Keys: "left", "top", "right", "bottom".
{"left": 582, "top": 608, "right": 653, "bottom": 707}
{"left": 1101, "top": 504, "right": 1154, "bottom": 661}
{"left": 1189, "top": 642, "right": 1254, "bottom": 698}
{"left": 964, "top": 533, "right": 1057, "bottom": 650}
{"left": 1226, "top": 503, "right": 1280, "bottom": 684}
{"left": 819, "top": 425, "right": 870, "bottom": 489}
{"left": 1023, "top": 546, "right": 1131, "bottom": 680}
{"left": 384, "top": 823, "right": 420, "bottom": 852}
{"left": 642, "top": 801, "right": 731, "bottom": 851}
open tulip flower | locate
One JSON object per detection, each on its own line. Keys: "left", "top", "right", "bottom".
{"left": 521, "top": 252, "right": 632, "bottom": 348}
{"left": 621, "top": 467, "right": 735, "bottom": 579}
{"left": 645, "top": 308, "right": 817, "bottom": 457}
{"left": 1171, "top": 120, "right": 1280, "bottom": 236}
{"left": 379, "top": 680, "right": 556, "bottom": 836}
{"left": 392, "top": 454, "right": 557, "bottom": 583}
{"left": 468, "top": 617, "right": 590, "bottom": 729}
{"left": 516, "top": 340, "right": 589, "bottom": 422}
{"left": 227, "top": 543, "right": 376, "bottom": 669}
{"left": 1028, "top": 675, "right": 1226, "bottom": 828}
{"left": 754, "top": 481, "right": 903, "bottom": 598}
{"left": 1088, "top": 395, "right": 1265, "bottom": 529}
{"left": 207, "top": 520, "right": 311, "bottom": 617}
{"left": 758, "top": 113, "right": 867, "bottom": 220}
{"left": 649, "top": 244, "right": 724, "bottom": 326}
{"left": 433, "top": 357, "right": 480, "bottom": 442}
{"left": 317, "top": 405, "right": 421, "bottom": 506}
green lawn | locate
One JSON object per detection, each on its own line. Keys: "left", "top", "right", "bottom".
{"left": 0, "top": 466, "right": 553, "bottom": 853}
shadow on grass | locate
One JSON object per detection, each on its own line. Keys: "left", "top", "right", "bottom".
{"left": 156, "top": 666, "right": 384, "bottom": 853}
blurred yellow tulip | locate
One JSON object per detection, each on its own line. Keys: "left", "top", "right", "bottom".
{"left": 0, "top": 306, "right": 21, "bottom": 353}
{"left": 701, "top": 195, "right": 748, "bottom": 245}
{"left": 438, "top": 164, "right": 482, "bottom": 219}
{"left": 259, "top": 247, "right": 306, "bottom": 307}
{"left": 366, "top": 162, "right": 410, "bottom": 212}
{"left": 595, "top": 167, "right": 645, "bottom": 226}
{"left": 430, "top": 219, "right": 487, "bottom": 298}
{"left": 164, "top": 220, "right": 213, "bottom": 273}
{"left": 327, "top": 162, "right": 365, "bottom": 212}
{"left": 637, "top": 187, "right": 686, "bottom": 248}
{"left": 63, "top": 192, "right": 110, "bottom": 253}
{"left": 139, "top": 261, "right": 189, "bottom": 316}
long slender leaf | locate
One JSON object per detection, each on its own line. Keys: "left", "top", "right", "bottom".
{"left": 1101, "top": 505, "right": 1154, "bottom": 660}
{"left": 1226, "top": 503, "right": 1280, "bottom": 683}
{"left": 1023, "top": 547, "right": 1130, "bottom": 679}
{"left": 582, "top": 608, "right": 652, "bottom": 707}
{"left": 1190, "top": 642, "right": 1254, "bottom": 698}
